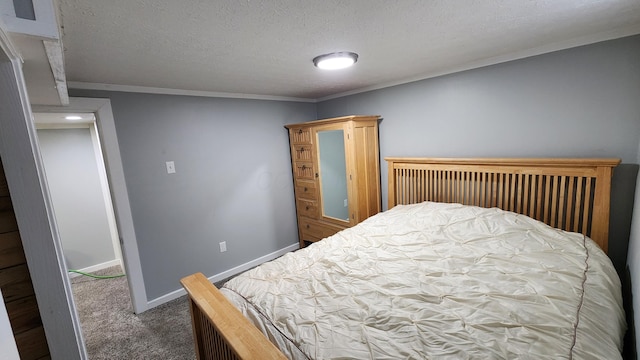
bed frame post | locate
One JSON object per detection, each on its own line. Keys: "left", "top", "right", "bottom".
{"left": 591, "top": 165, "right": 614, "bottom": 252}
{"left": 387, "top": 158, "right": 397, "bottom": 209}
{"left": 188, "top": 298, "right": 206, "bottom": 360}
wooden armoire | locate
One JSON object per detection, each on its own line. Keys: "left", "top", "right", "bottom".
{"left": 285, "top": 115, "right": 381, "bottom": 247}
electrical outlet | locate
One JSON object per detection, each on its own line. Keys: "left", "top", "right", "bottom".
{"left": 166, "top": 161, "right": 176, "bottom": 174}
{"left": 344, "top": 199, "right": 348, "bottom": 207}
{"left": 219, "top": 241, "right": 227, "bottom": 252}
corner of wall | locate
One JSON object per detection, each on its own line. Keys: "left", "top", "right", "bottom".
{"left": 626, "top": 140, "right": 640, "bottom": 357}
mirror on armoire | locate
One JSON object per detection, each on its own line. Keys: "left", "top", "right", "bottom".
{"left": 316, "top": 129, "right": 349, "bottom": 222}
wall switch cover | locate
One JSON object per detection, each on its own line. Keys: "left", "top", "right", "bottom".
{"left": 219, "top": 241, "right": 227, "bottom": 252}
{"left": 166, "top": 161, "right": 175, "bottom": 174}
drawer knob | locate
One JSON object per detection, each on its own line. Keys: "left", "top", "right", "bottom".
{"left": 305, "top": 205, "right": 310, "bottom": 210}
{"left": 301, "top": 164, "right": 307, "bottom": 170}
{"left": 304, "top": 187, "right": 308, "bottom": 192}
{"left": 306, "top": 224, "right": 310, "bottom": 229}
{"left": 298, "top": 129, "right": 303, "bottom": 134}
{"left": 300, "top": 147, "right": 304, "bottom": 151}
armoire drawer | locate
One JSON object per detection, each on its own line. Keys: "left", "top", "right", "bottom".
{"left": 299, "top": 218, "right": 344, "bottom": 242}
{"left": 295, "top": 180, "right": 317, "bottom": 200}
{"left": 293, "top": 161, "right": 315, "bottom": 180}
{"left": 296, "top": 199, "right": 319, "bottom": 218}
{"left": 292, "top": 144, "right": 314, "bottom": 162}
{"left": 289, "top": 127, "right": 312, "bottom": 144}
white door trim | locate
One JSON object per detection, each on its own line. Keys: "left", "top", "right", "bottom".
{"left": 89, "top": 122, "right": 124, "bottom": 270}
{"left": 33, "top": 98, "right": 148, "bottom": 313}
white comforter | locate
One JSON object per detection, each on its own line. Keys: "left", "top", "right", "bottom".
{"left": 222, "top": 202, "right": 625, "bottom": 359}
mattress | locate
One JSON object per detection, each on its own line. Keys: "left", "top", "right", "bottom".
{"left": 221, "top": 202, "right": 626, "bottom": 359}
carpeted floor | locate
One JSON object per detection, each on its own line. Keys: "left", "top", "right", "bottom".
{"left": 71, "top": 266, "right": 197, "bottom": 359}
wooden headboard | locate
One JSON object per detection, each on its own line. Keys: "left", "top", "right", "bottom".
{"left": 386, "top": 158, "right": 620, "bottom": 253}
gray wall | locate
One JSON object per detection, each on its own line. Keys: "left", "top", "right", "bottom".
{"left": 68, "top": 90, "right": 316, "bottom": 300}
{"left": 627, "top": 142, "right": 640, "bottom": 353}
{"left": 38, "top": 128, "right": 116, "bottom": 270}
{"left": 319, "top": 35, "right": 640, "bottom": 162}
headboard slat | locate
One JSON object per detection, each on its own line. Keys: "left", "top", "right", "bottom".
{"left": 386, "top": 157, "right": 620, "bottom": 253}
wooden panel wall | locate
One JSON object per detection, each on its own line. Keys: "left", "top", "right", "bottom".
{"left": 0, "top": 159, "right": 51, "bottom": 359}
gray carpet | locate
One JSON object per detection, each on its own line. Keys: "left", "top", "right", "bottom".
{"left": 71, "top": 266, "right": 197, "bottom": 359}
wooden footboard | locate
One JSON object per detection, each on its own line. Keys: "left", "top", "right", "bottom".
{"left": 180, "top": 273, "right": 287, "bottom": 360}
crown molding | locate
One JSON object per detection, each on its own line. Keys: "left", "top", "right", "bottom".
{"left": 68, "top": 81, "right": 317, "bottom": 103}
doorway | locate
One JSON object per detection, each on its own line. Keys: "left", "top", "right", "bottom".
{"left": 32, "top": 111, "right": 133, "bottom": 356}
{"left": 32, "top": 98, "right": 147, "bottom": 314}
{"left": 34, "top": 112, "right": 123, "bottom": 276}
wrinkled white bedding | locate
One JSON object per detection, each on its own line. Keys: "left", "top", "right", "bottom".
{"left": 222, "top": 202, "right": 625, "bottom": 359}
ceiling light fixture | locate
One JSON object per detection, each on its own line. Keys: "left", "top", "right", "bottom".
{"left": 65, "top": 115, "right": 83, "bottom": 120}
{"left": 313, "top": 52, "right": 358, "bottom": 70}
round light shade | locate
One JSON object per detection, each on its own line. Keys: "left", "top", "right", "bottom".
{"left": 313, "top": 52, "right": 358, "bottom": 70}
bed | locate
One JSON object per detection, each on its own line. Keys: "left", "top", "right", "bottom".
{"left": 181, "top": 157, "right": 625, "bottom": 359}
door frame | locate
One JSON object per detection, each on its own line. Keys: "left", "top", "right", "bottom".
{"left": 89, "top": 121, "right": 125, "bottom": 269}
{"left": 34, "top": 118, "right": 125, "bottom": 275}
{"left": 33, "top": 98, "right": 148, "bottom": 313}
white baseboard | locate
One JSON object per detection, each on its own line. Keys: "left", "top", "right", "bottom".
{"left": 67, "top": 259, "right": 122, "bottom": 278}
{"left": 146, "top": 243, "right": 299, "bottom": 309}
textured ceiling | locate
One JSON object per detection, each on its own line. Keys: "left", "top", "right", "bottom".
{"left": 58, "top": 0, "right": 640, "bottom": 100}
